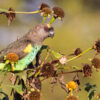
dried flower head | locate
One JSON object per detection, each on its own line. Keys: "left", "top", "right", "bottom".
{"left": 97, "top": 93, "right": 100, "bottom": 99}
{"left": 41, "top": 7, "right": 52, "bottom": 16}
{"left": 94, "top": 39, "right": 100, "bottom": 53}
{"left": 92, "top": 58, "right": 100, "bottom": 69}
{"left": 6, "top": 53, "right": 19, "bottom": 62}
{"left": 29, "top": 90, "right": 40, "bottom": 100}
{"left": 74, "top": 48, "right": 82, "bottom": 56}
{"left": 39, "top": 2, "right": 50, "bottom": 10}
{"left": 66, "top": 96, "right": 78, "bottom": 100}
{"left": 41, "top": 63, "right": 56, "bottom": 77}
{"left": 53, "top": 7, "right": 65, "bottom": 18}
{"left": 66, "top": 81, "right": 77, "bottom": 90}
{"left": 0, "top": 8, "right": 15, "bottom": 25}
{"left": 29, "top": 78, "right": 41, "bottom": 90}
{"left": 7, "top": 8, "right": 15, "bottom": 25}
{"left": 82, "top": 64, "right": 92, "bottom": 77}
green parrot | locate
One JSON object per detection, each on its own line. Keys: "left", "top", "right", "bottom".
{"left": 0, "top": 23, "right": 54, "bottom": 72}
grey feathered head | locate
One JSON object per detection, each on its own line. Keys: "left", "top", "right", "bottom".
{"left": 28, "top": 23, "right": 54, "bottom": 45}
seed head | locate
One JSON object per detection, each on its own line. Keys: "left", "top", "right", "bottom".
{"left": 97, "top": 93, "right": 100, "bottom": 99}
{"left": 6, "top": 53, "right": 19, "bottom": 62}
{"left": 92, "top": 57, "right": 100, "bottom": 69}
{"left": 66, "top": 96, "right": 78, "bottom": 100}
{"left": 42, "top": 7, "right": 52, "bottom": 15}
{"left": 74, "top": 48, "right": 82, "bottom": 56}
{"left": 41, "top": 63, "right": 56, "bottom": 77}
{"left": 82, "top": 64, "right": 92, "bottom": 77}
{"left": 39, "top": 2, "right": 50, "bottom": 10}
{"left": 94, "top": 39, "right": 100, "bottom": 53}
{"left": 29, "top": 90, "right": 40, "bottom": 100}
{"left": 53, "top": 6, "right": 65, "bottom": 18}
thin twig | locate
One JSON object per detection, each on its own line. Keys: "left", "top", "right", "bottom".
{"left": 57, "top": 70, "right": 82, "bottom": 75}
{"left": 67, "top": 47, "right": 92, "bottom": 63}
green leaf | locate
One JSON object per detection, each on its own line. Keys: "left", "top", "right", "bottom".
{"left": 51, "top": 50, "right": 62, "bottom": 59}
{"left": 9, "top": 84, "right": 24, "bottom": 94}
{"left": 0, "top": 92, "right": 9, "bottom": 100}
{"left": 0, "top": 88, "right": 2, "bottom": 92}
{"left": 0, "top": 9, "right": 9, "bottom": 13}
{"left": 88, "top": 90, "right": 96, "bottom": 100}
{"left": 85, "top": 83, "right": 96, "bottom": 92}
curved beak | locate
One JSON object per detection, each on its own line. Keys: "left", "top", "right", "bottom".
{"left": 49, "top": 31, "right": 54, "bottom": 37}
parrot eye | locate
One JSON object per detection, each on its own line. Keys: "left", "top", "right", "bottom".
{"left": 44, "top": 26, "right": 54, "bottom": 32}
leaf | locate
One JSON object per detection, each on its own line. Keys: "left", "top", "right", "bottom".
{"left": 0, "top": 92, "right": 9, "bottom": 100}
{"left": 0, "top": 9, "right": 9, "bottom": 13}
{"left": 2, "top": 96, "right": 9, "bottom": 100}
{"left": 88, "top": 90, "right": 96, "bottom": 100}
{"left": 51, "top": 50, "right": 62, "bottom": 59}
{"left": 9, "top": 84, "right": 24, "bottom": 94}
{"left": 0, "top": 87, "right": 2, "bottom": 92}
{"left": 85, "top": 83, "right": 96, "bottom": 92}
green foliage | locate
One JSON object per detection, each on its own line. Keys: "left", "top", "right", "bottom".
{"left": 85, "top": 83, "right": 96, "bottom": 100}
{"left": 9, "top": 84, "right": 24, "bottom": 94}
{"left": 51, "top": 50, "right": 62, "bottom": 59}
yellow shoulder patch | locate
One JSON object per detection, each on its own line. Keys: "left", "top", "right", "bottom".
{"left": 24, "top": 44, "right": 32, "bottom": 53}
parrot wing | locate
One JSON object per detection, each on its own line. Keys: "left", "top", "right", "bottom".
{"left": 0, "top": 37, "right": 33, "bottom": 62}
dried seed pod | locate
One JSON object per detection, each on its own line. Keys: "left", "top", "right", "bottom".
{"left": 29, "top": 78, "right": 41, "bottom": 90}
{"left": 0, "top": 8, "right": 15, "bottom": 25}
{"left": 6, "top": 53, "right": 19, "bottom": 62}
{"left": 82, "top": 64, "right": 92, "bottom": 77}
{"left": 66, "top": 96, "right": 78, "bottom": 100}
{"left": 41, "top": 7, "right": 52, "bottom": 16}
{"left": 97, "top": 93, "right": 100, "bottom": 99}
{"left": 7, "top": 8, "right": 15, "bottom": 25}
{"left": 29, "top": 90, "right": 40, "bottom": 100}
{"left": 94, "top": 39, "right": 100, "bottom": 53}
{"left": 53, "top": 6, "right": 65, "bottom": 18}
{"left": 92, "top": 57, "right": 100, "bottom": 69}
{"left": 74, "top": 48, "right": 82, "bottom": 56}
{"left": 39, "top": 2, "right": 50, "bottom": 10}
{"left": 41, "top": 63, "right": 56, "bottom": 77}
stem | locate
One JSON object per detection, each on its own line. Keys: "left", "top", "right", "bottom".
{"left": 0, "top": 72, "right": 7, "bottom": 86}
{"left": 14, "top": 10, "right": 41, "bottom": 14}
{"left": 49, "top": 16, "right": 56, "bottom": 24}
{"left": 57, "top": 70, "right": 82, "bottom": 75}
{"left": 42, "top": 16, "right": 46, "bottom": 23}
{"left": 0, "top": 9, "right": 9, "bottom": 13}
{"left": 35, "top": 51, "right": 50, "bottom": 77}
{"left": 67, "top": 47, "right": 92, "bottom": 63}
{"left": 0, "top": 8, "right": 41, "bottom": 14}
{"left": 41, "top": 70, "right": 82, "bottom": 82}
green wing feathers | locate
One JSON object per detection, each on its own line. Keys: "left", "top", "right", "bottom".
{"left": 0, "top": 45, "right": 41, "bottom": 72}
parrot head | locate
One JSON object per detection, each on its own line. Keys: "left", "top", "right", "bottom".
{"left": 28, "top": 23, "right": 55, "bottom": 45}
{"left": 34, "top": 23, "right": 54, "bottom": 41}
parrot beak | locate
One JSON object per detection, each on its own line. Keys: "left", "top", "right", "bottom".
{"left": 49, "top": 31, "right": 54, "bottom": 38}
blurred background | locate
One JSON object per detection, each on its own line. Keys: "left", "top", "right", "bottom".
{"left": 0, "top": 0, "right": 100, "bottom": 100}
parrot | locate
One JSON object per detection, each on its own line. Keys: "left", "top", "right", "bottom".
{"left": 0, "top": 23, "right": 54, "bottom": 72}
